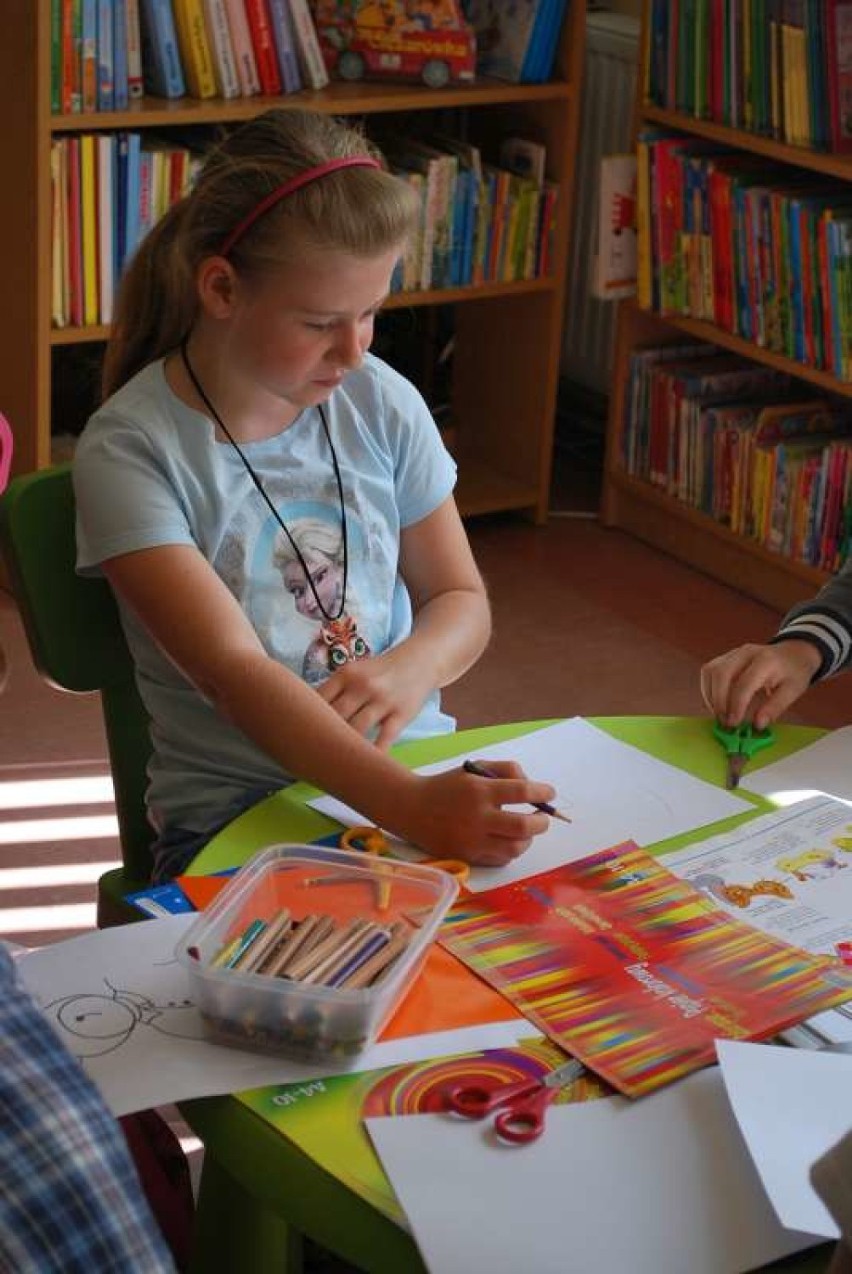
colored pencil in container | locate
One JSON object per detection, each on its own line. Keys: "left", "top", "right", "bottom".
{"left": 238, "top": 909, "right": 292, "bottom": 973}
{"left": 339, "top": 922, "right": 412, "bottom": 989}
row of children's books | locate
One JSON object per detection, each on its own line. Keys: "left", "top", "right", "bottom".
{"left": 623, "top": 342, "right": 852, "bottom": 570}
{"left": 50, "top": 0, "right": 327, "bottom": 112}
{"left": 50, "top": 128, "right": 556, "bottom": 326}
{"left": 647, "top": 0, "right": 852, "bottom": 153}
{"left": 387, "top": 134, "right": 557, "bottom": 293}
{"left": 50, "top": 132, "right": 202, "bottom": 327}
{"left": 637, "top": 131, "right": 852, "bottom": 380}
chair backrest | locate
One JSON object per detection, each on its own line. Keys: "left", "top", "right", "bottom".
{"left": 0, "top": 465, "right": 155, "bottom": 883}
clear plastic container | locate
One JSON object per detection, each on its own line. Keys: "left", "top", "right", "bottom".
{"left": 175, "top": 843, "right": 459, "bottom": 1061}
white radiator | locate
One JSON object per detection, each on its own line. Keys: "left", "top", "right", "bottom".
{"left": 561, "top": 9, "right": 640, "bottom": 399}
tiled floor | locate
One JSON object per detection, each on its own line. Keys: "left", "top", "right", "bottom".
{"left": 2, "top": 510, "right": 852, "bottom": 948}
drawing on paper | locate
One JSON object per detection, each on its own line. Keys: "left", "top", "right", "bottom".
{"left": 41, "top": 978, "right": 202, "bottom": 1057}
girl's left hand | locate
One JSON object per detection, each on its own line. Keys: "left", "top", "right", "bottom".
{"left": 316, "top": 647, "right": 432, "bottom": 749}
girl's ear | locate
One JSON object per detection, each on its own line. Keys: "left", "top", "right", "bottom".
{"left": 196, "top": 256, "right": 240, "bottom": 319}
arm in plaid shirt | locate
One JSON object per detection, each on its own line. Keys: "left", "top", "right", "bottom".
{"left": 0, "top": 942, "right": 176, "bottom": 1273}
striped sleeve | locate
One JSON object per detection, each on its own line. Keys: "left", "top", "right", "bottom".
{"left": 772, "top": 611, "right": 852, "bottom": 680}
{"left": 771, "top": 558, "right": 852, "bottom": 681}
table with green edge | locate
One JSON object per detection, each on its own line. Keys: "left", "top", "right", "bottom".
{"left": 181, "top": 717, "right": 836, "bottom": 1274}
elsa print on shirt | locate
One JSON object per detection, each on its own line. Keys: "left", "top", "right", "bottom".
{"left": 213, "top": 487, "right": 383, "bottom": 688}
{"left": 272, "top": 516, "right": 371, "bottom": 684}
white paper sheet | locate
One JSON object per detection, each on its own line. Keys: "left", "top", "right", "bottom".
{"left": 366, "top": 1067, "right": 820, "bottom": 1274}
{"left": 311, "top": 718, "right": 751, "bottom": 891}
{"left": 743, "top": 726, "right": 852, "bottom": 807}
{"left": 661, "top": 795, "right": 852, "bottom": 956}
{"left": 717, "top": 1040, "right": 852, "bottom": 1239}
{"left": 17, "top": 917, "right": 535, "bottom": 1117}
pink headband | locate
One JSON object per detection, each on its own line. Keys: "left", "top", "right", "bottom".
{"left": 219, "top": 156, "right": 382, "bottom": 258}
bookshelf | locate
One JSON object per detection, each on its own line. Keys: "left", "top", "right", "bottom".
{"left": 1, "top": 5, "right": 584, "bottom": 525}
{"left": 601, "top": 0, "right": 852, "bottom": 611}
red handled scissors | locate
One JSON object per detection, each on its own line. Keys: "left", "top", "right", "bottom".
{"left": 445, "top": 1057, "right": 584, "bottom": 1144}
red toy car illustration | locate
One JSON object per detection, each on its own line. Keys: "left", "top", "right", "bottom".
{"left": 313, "top": 1, "right": 477, "bottom": 88}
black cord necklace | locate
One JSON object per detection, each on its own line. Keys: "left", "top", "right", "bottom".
{"left": 179, "top": 338, "right": 349, "bottom": 624}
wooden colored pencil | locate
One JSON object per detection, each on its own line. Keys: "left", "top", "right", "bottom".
{"left": 326, "top": 927, "right": 391, "bottom": 988}
{"left": 300, "top": 920, "right": 380, "bottom": 987}
{"left": 339, "top": 922, "right": 411, "bottom": 989}
{"left": 265, "top": 914, "right": 327, "bottom": 978}
{"left": 239, "top": 909, "right": 292, "bottom": 973}
{"left": 285, "top": 917, "right": 367, "bottom": 982}
{"left": 213, "top": 917, "right": 265, "bottom": 969}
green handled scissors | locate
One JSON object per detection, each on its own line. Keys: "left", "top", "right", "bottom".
{"left": 712, "top": 721, "right": 776, "bottom": 789}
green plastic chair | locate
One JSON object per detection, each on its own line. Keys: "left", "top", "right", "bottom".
{"left": 0, "top": 464, "right": 424, "bottom": 1273}
{"left": 0, "top": 465, "right": 152, "bottom": 925}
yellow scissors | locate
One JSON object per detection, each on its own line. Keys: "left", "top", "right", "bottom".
{"left": 340, "top": 825, "right": 470, "bottom": 909}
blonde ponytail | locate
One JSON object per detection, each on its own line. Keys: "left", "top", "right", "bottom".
{"left": 102, "top": 200, "right": 196, "bottom": 400}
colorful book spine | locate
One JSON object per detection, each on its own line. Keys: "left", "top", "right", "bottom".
{"left": 173, "top": 0, "right": 217, "bottom": 97}
{"left": 60, "top": 0, "right": 75, "bottom": 112}
{"left": 287, "top": 0, "right": 328, "bottom": 89}
{"left": 137, "top": 146, "right": 155, "bottom": 241}
{"left": 51, "top": 0, "right": 62, "bottom": 113}
{"left": 80, "top": 0, "right": 98, "bottom": 111}
{"left": 125, "top": 0, "right": 145, "bottom": 96}
{"left": 51, "top": 143, "right": 66, "bottom": 326}
{"left": 202, "top": 0, "right": 240, "bottom": 97}
{"left": 139, "top": 0, "right": 186, "bottom": 97}
{"left": 96, "top": 0, "right": 115, "bottom": 110}
{"left": 71, "top": 0, "right": 84, "bottom": 111}
{"left": 97, "top": 134, "right": 115, "bottom": 324}
{"left": 115, "top": 131, "right": 129, "bottom": 270}
{"left": 66, "top": 137, "right": 83, "bottom": 325}
{"left": 222, "top": 0, "right": 260, "bottom": 94}
{"left": 242, "top": 0, "right": 282, "bottom": 94}
{"left": 537, "top": 182, "right": 558, "bottom": 278}
{"left": 124, "top": 130, "right": 142, "bottom": 260}
{"left": 827, "top": 1, "right": 852, "bottom": 152}
{"left": 79, "top": 134, "right": 99, "bottom": 325}
{"left": 267, "top": 0, "right": 301, "bottom": 92}
{"left": 113, "top": 0, "right": 130, "bottom": 110}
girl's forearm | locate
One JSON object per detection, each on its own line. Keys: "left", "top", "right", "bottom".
{"left": 211, "top": 648, "right": 420, "bottom": 822}
{"left": 400, "top": 588, "right": 491, "bottom": 688}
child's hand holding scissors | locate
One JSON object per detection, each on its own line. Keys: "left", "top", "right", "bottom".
{"left": 700, "top": 640, "right": 822, "bottom": 729}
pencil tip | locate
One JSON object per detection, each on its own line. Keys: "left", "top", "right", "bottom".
{"left": 553, "top": 810, "right": 572, "bottom": 824}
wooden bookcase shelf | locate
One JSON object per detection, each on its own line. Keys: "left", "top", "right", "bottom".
{"left": 3, "top": 6, "right": 584, "bottom": 525}
{"left": 602, "top": 1, "right": 846, "bottom": 609}
{"left": 50, "top": 77, "right": 574, "bottom": 132}
{"left": 642, "top": 102, "right": 852, "bottom": 182}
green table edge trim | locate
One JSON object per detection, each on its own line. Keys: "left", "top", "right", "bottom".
{"left": 188, "top": 715, "right": 824, "bottom": 876}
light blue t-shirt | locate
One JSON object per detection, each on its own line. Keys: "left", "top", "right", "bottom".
{"left": 74, "top": 352, "right": 457, "bottom": 838}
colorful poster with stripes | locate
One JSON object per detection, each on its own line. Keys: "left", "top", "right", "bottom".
{"left": 237, "top": 1038, "right": 609, "bottom": 1222}
{"left": 438, "top": 842, "right": 852, "bottom": 1098}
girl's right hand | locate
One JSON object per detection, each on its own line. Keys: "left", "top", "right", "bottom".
{"left": 391, "top": 760, "right": 554, "bottom": 867}
{"left": 700, "top": 639, "right": 822, "bottom": 730}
